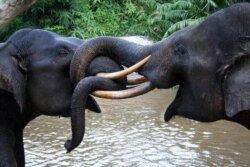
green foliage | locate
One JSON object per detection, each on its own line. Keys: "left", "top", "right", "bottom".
{"left": 149, "top": 0, "right": 246, "bottom": 38}
{"left": 68, "top": 1, "right": 122, "bottom": 38}
{"left": 0, "top": 0, "right": 248, "bottom": 41}
{"left": 0, "top": 0, "right": 156, "bottom": 40}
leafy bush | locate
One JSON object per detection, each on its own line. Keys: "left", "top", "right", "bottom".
{"left": 0, "top": 0, "right": 155, "bottom": 40}
{"left": 149, "top": 0, "right": 247, "bottom": 38}
{"left": 0, "top": 0, "right": 247, "bottom": 41}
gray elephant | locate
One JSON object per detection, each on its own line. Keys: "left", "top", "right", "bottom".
{"left": 0, "top": 28, "right": 128, "bottom": 166}
{"left": 65, "top": 3, "right": 250, "bottom": 152}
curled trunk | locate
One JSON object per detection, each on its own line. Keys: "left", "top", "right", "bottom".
{"left": 64, "top": 76, "right": 125, "bottom": 153}
{"left": 67, "top": 37, "right": 160, "bottom": 152}
{"left": 70, "top": 36, "right": 153, "bottom": 84}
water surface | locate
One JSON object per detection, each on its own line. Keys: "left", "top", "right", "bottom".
{"left": 24, "top": 89, "right": 250, "bottom": 167}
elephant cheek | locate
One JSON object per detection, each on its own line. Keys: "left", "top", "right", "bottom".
{"left": 146, "top": 69, "right": 175, "bottom": 89}
{"left": 27, "top": 83, "right": 72, "bottom": 115}
{"left": 30, "top": 92, "right": 71, "bottom": 115}
{"left": 141, "top": 57, "right": 175, "bottom": 88}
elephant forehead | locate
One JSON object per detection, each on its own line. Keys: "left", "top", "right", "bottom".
{"left": 29, "top": 36, "right": 83, "bottom": 52}
{"left": 60, "top": 36, "right": 83, "bottom": 44}
{"left": 55, "top": 37, "right": 83, "bottom": 49}
{"left": 21, "top": 31, "right": 63, "bottom": 50}
{"left": 30, "top": 30, "right": 82, "bottom": 46}
{"left": 27, "top": 30, "right": 57, "bottom": 42}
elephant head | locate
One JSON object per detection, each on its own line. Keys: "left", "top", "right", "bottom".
{"left": 0, "top": 28, "right": 127, "bottom": 166}
{"left": 0, "top": 28, "right": 102, "bottom": 116}
{"left": 67, "top": 3, "right": 250, "bottom": 151}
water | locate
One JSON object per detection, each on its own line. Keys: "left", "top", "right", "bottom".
{"left": 24, "top": 89, "right": 250, "bottom": 167}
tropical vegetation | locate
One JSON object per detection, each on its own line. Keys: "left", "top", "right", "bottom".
{"left": 0, "top": 0, "right": 247, "bottom": 41}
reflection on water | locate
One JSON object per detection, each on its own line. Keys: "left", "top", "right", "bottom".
{"left": 24, "top": 89, "right": 250, "bottom": 167}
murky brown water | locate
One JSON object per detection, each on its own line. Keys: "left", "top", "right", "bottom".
{"left": 24, "top": 89, "right": 250, "bottom": 167}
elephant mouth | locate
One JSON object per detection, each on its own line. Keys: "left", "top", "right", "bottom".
{"left": 92, "top": 55, "right": 155, "bottom": 99}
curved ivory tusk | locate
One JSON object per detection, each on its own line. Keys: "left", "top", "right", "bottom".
{"left": 127, "top": 76, "right": 148, "bottom": 85}
{"left": 96, "top": 55, "right": 151, "bottom": 79}
{"left": 91, "top": 82, "right": 154, "bottom": 99}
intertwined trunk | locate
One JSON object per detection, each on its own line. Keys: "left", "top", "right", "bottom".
{"left": 65, "top": 77, "right": 125, "bottom": 152}
{"left": 67, "top": 37, "right": 157, "bottom": 152}
{"left": 70, "top": 36, "right": 152, "bottom": 84}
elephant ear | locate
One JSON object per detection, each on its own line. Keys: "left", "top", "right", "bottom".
{"left": 0, "top": 42, "right": 26, "bottom": 112}
{"left": 221, "top": 36, "right": 250, "bottom": 117}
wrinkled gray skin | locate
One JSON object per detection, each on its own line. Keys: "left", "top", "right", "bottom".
{"left": 67, "top": 3, "right": 250, "bottom": 152}
{"left": 0, "top": 28, "right": 126, "bottom": 166}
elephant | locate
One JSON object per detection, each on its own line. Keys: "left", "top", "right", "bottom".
{"left": 0, "top": 28, "right": 128, "bottom": 166}
{"left": 65, "top": 3, "right": 250, "bottom": 152}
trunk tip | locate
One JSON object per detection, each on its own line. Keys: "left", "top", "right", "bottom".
{"left": 64, "top": 139, "right": 76, "bottom": 153}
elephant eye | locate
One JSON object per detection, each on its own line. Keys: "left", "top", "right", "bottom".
{"left": 58, "top": 48, "right": 70, "bottom": 57}
{"left": 174, "top": 44, "right": 187, "bottom": 56}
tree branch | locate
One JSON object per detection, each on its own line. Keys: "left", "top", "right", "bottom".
{"left": 0, "top": 0, "right": 37, "bottom": 29}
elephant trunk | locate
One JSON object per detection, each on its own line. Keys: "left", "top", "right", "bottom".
{"left": 64, "top": 76, "right": 125, "bottom": 153}
{"left": 66, "top": 37, "right": 160, "bottom": 152}
{"left": 70, "top": 36, "right": 153, "bottom": 84}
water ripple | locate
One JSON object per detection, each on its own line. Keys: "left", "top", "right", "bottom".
{"left": 23, "top": 89, "right": 250, "bottom": 167}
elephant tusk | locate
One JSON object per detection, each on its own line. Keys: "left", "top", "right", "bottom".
{"left": 91, "top": 81, "right": 154, "bottom": 99}
{"left": 127, "top": 76, "right": 148, "bottom": 85}
{"left": 96, "top": 55, "right": 151, "bottom": 79}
